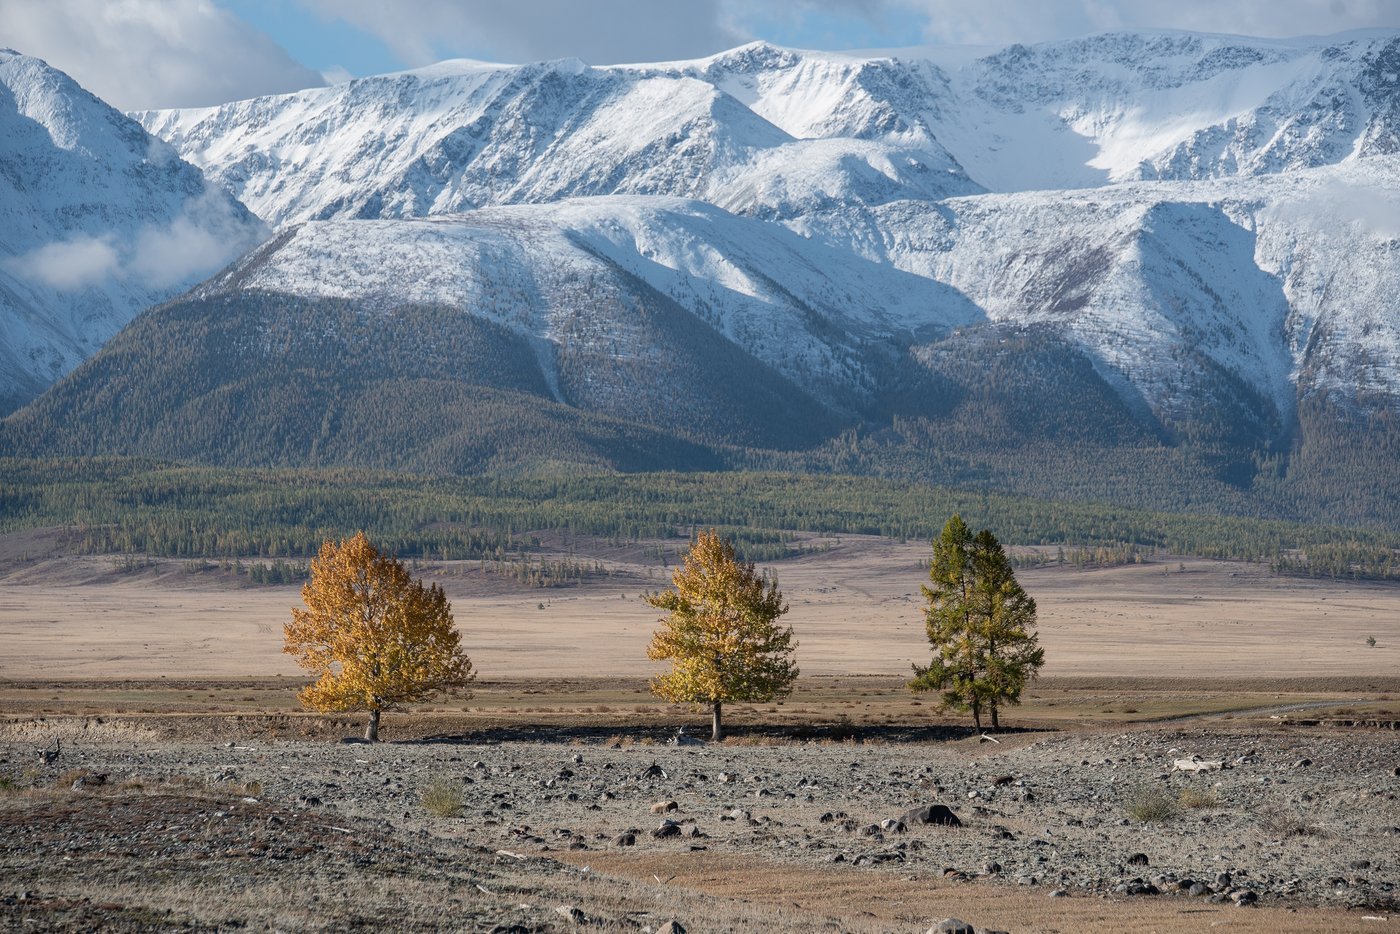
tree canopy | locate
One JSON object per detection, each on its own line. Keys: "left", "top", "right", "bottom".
{"left": 283, "top": 532, "right": 474, "bottom": 741}
{"left": 910, "top": 515, "right": 1044, "bottom": 730}
{"left": 645, "top": 529, "right": 797, "bottom": 740}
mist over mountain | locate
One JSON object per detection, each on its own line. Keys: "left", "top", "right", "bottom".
{"left": 0, "top": 50, "right": 266, "bottom": 414}
{"left": 4, "top": 31, "right": 1399, "bottom": 526}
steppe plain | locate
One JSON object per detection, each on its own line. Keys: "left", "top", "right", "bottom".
{"left": 2, "top": 530, "right": 1398, "bottom": 932}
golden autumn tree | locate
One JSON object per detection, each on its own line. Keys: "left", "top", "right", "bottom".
{"left": 284, "top": 532, "right": 473, "bottom": 741}
{"left": 645, "top": 530, "right": 797, "bottom": 741}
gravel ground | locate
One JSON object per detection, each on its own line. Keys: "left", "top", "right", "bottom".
{"left": 2, "top": 719, "right": 1397, "bottom": 930}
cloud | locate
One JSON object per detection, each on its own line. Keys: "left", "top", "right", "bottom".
{"left": 297, "top": 0, "right": 747, "bottom": 66}
{"left": 0, "top": 0, "right": 324, "bottom": 110}
{"left": 127, "top": 189, "right": 266, "bottom": 289}
{"left": 282, "top": 0, "right": 1400, "bottom": 73}
{"left": 1266, "top": 179, "right": 1400, "bottom": 241}
{"left": 3, "top": 235, "right": 119, "bottom": 290}
{"left": 887, "top": 0, "right": 1400, "bottom": 46}
{"left": 3, "top": 188, "right": 266, "bottom": 295}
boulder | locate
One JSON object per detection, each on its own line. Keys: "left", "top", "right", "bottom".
{"left": 901, "top": 804, "right": 962, "bottom": 827}
{"left": 928, "top": 919, "right": 975, "bottom": 934}
{"left": 555, "top": 905, "right": 587, "bottom": 924}
{"left": 651, "top": 800, "right": 679, "bottom": 814}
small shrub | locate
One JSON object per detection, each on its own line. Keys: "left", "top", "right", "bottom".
{"left": 1124, "top": 785, "right": 1178, "bottom": 823}
{"left": 56, "top": 768, "right": 89, "bottom": 789}
{"left": 1258, "top": 801, "right": 1323, "bottom": 837}
{"left": 420, "top": 780, "right": 463, "bottom": 818}
{"left": 0, "top": 775, "right": 18, "bottom": 794}
{"left": 1367, "top": 636, "right": 1377, "bottom": 647}
{"left": 1178, "top": 786, "right": 1218, "bottom": 809}
{"left": 242, "top": 780, "right": 263, "bottom": 797}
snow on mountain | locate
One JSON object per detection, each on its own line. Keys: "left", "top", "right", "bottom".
{"left": 139, "top": 30, "right": 1400, "bottom": 230}
{"left": 11, "top": 28, "right": 1398, "bottom": 455}
{"left": 0, "top": 50, "right": 266, "bottom": 413}
{"left": 127, "top": 29, "right": 1400, "bottom": 433}
{"left": 198, "top": 196, "right": 981, "bottom": 414}
{"left": 134, "top": 49, "right": 980, "bottom": 228}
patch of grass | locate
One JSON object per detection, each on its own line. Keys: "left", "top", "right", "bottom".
{"left": 420, "top": 779, "right": 463, "bottom": 818}
{"left": 1178, "top": 786, "right": 1218, "bottom": 809}
{"left": 0, "top": 775, "right": 19, "bottom": 794}
{"left": 1124, "top": 785, "right": 1178, "bottom": 823}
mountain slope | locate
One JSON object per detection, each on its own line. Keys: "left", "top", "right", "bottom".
{"left": 0, "top": 50, "right": 266, "bottom": 414}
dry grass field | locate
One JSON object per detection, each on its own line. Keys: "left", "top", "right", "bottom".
{"left": 1, "top": 533, "right": 1396, "bottom": 682}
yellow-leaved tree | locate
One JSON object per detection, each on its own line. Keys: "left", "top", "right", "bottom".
{"left": 645, "top": 530, "right": 797, "bottom": 741}
{"left": 284, "top": 532, "right": 474, "bottom": 741}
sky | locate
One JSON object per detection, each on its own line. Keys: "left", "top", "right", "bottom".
{"left": 2, "top": 0, "right": 1399, "bottom": 110}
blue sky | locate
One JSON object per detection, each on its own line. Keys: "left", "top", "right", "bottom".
{"left": 3, "top": 0, "right": 1399, "bottom": 109}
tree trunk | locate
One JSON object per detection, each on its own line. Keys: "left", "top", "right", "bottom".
{"left": 711, "top": 700, "right": 723, "bottom": 742}
{"left": 365, "top": 708, "right": 380, "bottom": 742}
{"left": 970, "top": 701, "right": 981, "bottom": 732}
{"left": 990, "top": 705, "right": 1000, "bottom": 732}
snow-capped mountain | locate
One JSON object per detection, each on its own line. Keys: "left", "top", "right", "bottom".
{"left": 0, "top": 50, "right": 266, "bottom": 413}
{"left": 6, "top": 30, "right": 1399, "bottom": 524}
{"left": 139, "top": 30, "right": 1400, "bottom": 226}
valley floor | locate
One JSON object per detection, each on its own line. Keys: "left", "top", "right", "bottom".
{"left": 0, "top": 717, "right": 1396, "bottom": 932}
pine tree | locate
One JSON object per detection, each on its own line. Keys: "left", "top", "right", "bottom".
{"left": 910, "top": 516, "right": 1043, "bottom": 730}
{"left": 645, "top": 530, "right": 797, "bottom": 740}
{"left": 283, "top": 532, "right": 474, "bottom": 741}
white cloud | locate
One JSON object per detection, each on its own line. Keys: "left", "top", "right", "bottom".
{"left": 889, "top": 0, "right": 1400, "bottom": 46}
{"left": 297, "top": 0, "right": 747, "bottom": 67}
{"left": 4, "top": 235, "right": 119, "bottom": 290}
{"left": 127, "top": 189, "right": 265, "bottom": 289}
{"left": 0, "top": 0, "right": 324, "bottom": 110}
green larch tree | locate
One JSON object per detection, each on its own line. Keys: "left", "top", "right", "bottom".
{"left": 910, "top": 515, "right": 1044, "bottom": 730}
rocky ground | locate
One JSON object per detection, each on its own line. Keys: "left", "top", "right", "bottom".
{"left": 1, "top": 718, "right": 1397, "bottom": 931}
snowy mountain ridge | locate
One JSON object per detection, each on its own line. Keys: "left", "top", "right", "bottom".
{"left": 4, "top": 31, "right": 1399, "bottom": 522}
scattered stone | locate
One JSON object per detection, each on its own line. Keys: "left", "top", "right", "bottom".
{"left": 651, "top": 800, "right": 679, "bottom": 814}
{"left": 656, "top": 922, "right": 686, "bottom": 934}
{"left": 880, "top": 818, "right": 906, "bottom": 833}
{"left": 652, "top": 821, "right": 682, "bottom": 839}
{"left": 1128, "top": 853, "right": 1150, "bottom": 867}
{"left": 611, "top": 832, "right": 635, "bottom": 847}
{"left": 1048, "top": 888, "right": 1069, "bottom": 897}
{"left": 1232, "top": 890, "right": 1259, "bottom": 907}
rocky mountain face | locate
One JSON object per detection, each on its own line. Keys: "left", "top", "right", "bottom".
{"left": 0, "top": 50, "right": 266, "bottom": 414}
{"left": 5, "top": 31, "right": 1399, "bottom": 524}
